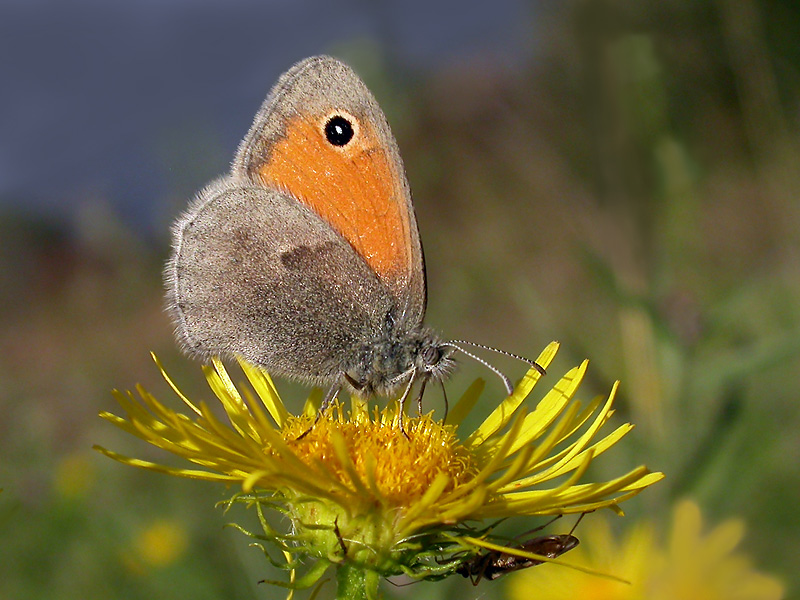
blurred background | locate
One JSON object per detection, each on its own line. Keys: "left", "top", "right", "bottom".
{"left": 1, "top": 0, "right": 798, "bottom": 598}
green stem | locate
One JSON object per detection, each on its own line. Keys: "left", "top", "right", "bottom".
{"left": 336, "top": 564, "right": 375, "bottom": 600}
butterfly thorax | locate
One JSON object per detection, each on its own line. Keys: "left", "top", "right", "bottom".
{"left": 346, "top": 326, "right": 456, "bottom": 397}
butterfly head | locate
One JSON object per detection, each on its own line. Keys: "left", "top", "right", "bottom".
{"left": 346, "top": 327, "right": 456, "bottom": 397}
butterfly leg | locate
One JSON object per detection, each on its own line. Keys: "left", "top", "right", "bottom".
{"left": 296, "top": 384, "right": 341, "bottom": 440}
{"left": 319, "top": 382, "right": 342, "bottom": 414}
{"left": 397, "top": 372, "right": 416, "bottom": 439}
{"left": 440, "top": 381, "right": 450, "bottom": 423}
{"left": 415, "top": 377, "right": 428, "bottom": 415}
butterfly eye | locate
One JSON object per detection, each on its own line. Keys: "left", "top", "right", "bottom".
{"left": 324, "top": 115, "right": 355, "bottom": 146}
{"left": 421, "top": 345, "right": 441, "bottom": 367}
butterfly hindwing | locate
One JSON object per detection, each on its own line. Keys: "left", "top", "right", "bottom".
{"left": 167, "top": 177, "right": 394, "bottom": 383}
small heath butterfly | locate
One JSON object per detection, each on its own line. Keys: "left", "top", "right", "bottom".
{"left": 166, "top": 56, "right": 540, "bottom": 427}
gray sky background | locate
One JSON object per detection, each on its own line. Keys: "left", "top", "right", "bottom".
{"left": 0, "top": 0, "right": 547, "bottom": 234}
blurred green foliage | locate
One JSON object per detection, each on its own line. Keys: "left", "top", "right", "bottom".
{"left": 1, "top": 1, "right": 798, "bottom": 598}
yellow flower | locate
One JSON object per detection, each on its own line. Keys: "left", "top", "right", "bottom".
{"left": 132, "top": 519, "right": 189, "bottom": 568}
{"left": 95, "top": 342, "right": 662, "bottom": 592}
{"left": 508, "top": 499, "right": 785, "bottom": 600}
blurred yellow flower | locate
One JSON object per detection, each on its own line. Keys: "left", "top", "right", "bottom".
{"left": 132, "top": 519, "right": 189, "bottom": 568}
{"left": 95, "top": 342, "right": 662, "bottom": 591}
{"left": 508, "top": 500, "right": 785, "bottom": 600}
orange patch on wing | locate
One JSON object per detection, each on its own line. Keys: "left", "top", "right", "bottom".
{"left": 257, "top": 116, "right": 412, "bottom": 287}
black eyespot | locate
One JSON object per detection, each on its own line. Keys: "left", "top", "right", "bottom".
{"left": 324, "top": 115, "right": 355, "bottom": 146}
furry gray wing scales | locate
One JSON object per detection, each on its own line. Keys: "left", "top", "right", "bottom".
{"left": 166, "top": 177, "right": 393, "bottom": 384}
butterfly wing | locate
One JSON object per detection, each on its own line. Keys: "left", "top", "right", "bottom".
{"left": 233, "top": 55, "right": 427, "bottom": 325}
{"left": 166, "top": 176, "right": 395, "bottom": 383}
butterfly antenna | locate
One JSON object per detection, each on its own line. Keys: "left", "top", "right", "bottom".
{"left": 448, "top": 340, "right": 546, "bottom": 376}
{"left": 443, "top": 343, "right": 514, "bottom": 395}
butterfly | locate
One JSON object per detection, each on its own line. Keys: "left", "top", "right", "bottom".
{"left": 166, "top": 56, "right": 541, "bottom": 430}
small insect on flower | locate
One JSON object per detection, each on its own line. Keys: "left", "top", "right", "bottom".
{"left": 458, "top": 533, "right": 579, "bottom": 584}
{"left": 455, "top": 515, "right": 586, "bottom": 585}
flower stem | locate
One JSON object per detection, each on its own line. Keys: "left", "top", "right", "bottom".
{"left": 336, "top": 564, "right": 373, "bottom": 600}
